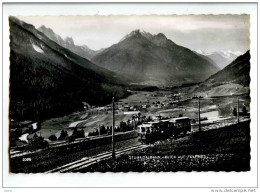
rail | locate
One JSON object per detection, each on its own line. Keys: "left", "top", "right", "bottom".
{"left": 45, "top": 143, "right": 146, "bottom": 173}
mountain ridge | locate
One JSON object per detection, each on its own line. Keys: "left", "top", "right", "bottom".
{"left": 9, "top": 16, "right": 128, "bottom": 121}
{"left": 205, "top": 50, "right": 250, "bottom": 87}
{"left": 92, "top": 29, "right": 220, "bottom": 86}
{"left": 195, "top": 49, "right": 242, "bottom": 69}
{"left": 38, "top": 25, "right": 102, "bottom": 60}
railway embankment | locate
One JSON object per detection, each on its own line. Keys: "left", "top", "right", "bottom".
{"left": 10, "top": 130, "right": 138, "bottom": 173}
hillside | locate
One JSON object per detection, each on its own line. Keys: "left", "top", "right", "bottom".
{"left": 188, "top": 50, "right": 251, "bottom": 97}
{"left": 9, "top": 16, "right": 128, "bottom": 121}
{"left": 206, "top": 50, "right": 250, "bottom": 87}
{"left": 92, "top": 30, "right": 220, "bottom": 86}
{"left": 38, "top": 25, "right": 102, "bottom": 60}
{"left": 193, "top": 51, "right": 219, "bottom": 69}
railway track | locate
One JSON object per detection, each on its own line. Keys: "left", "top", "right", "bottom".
{"left": 44, "top": 120, "right": 238, "bottom": 173}
{"left": 10, "top": 131, "right": 136, "bottom": 158}
{"left": 10, "top": 118, "right": 249, "bottom": 158}
{"left": 191, "top": 118, "right": 250, "bottom": 133}
{"left": 45, "top": 143, "right": 146, "bottom": 173}
{"left": 44, "top": 121, "right": 226, "bottom": 173}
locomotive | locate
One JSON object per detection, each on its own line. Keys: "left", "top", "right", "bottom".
{"left": 137, "top": 117, "right": 191, "bottom": 144}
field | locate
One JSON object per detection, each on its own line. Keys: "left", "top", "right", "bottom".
{"left": 31, "top": 89, "right": 250, "bottom": 141}
{"left": 81, "top": 121, "right": 250, "bottom": 172}
{"left": 10, "top": 86, "right": 251, "bottom": 172}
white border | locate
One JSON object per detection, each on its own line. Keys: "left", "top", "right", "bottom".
{"left": 1, "top": 1, "right": 258, "bottom": 190}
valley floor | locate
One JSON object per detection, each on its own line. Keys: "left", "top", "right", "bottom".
{"left": 9, "top": 84, "right": 251, "bottom": 173}
{"left": 11, "top": 85, "right": 250, "bottom": 146}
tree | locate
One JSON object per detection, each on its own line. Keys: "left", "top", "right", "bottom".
{"left": 138, "top": 112, "right": 141, "bottom": 121}
{"left": 232, "top": 107, "right": 237, "bottom": 116}
{"left": 132, "top": 115, "right": 136, "bottom": 129}
{"left": 242, "top": 105, "right": 248, "bottom": 116}
{"left": 99, "top": 125, "right": 106, "bottom": 135}
{"left": 58, "top": 130, "right": 68, "bottom": 140}
{"left": 28, "top": 135, "right": 48, "bottom": 150}
{"left": 48, "top": 135, "right": 57, "bottom": 141}
{"left": 72, "top": 128, "right": 85, "bottom": 138}
{"left": 67, "top": 135, "right": 76, "bottom": 143}
{"left": 147, "top": 116, "right": 152, "bottom": 122}
{"left": 120, "top": 121, "right": 127, "bottom": 132}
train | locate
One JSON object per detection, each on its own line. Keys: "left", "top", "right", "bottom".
{"left": 137, "top": 117, "right": 191, "bottom": 144}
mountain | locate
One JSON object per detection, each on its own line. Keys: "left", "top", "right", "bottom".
{"left": 206, "top": 50, "right": 250, "bottom": 87}
{"left": 92, "top": 30, "right": 220, "bottom": 86}
{"left": 9, "top": 16, "right": 128, "bottom": 121}
{"left": 193, "top": 51, "right": 219, "bottom": 69}
{"left": 38, "top": 25, "right": 101, "bottom": 60}
{"left": 196, "top": 50, "right": 242, "bottom": 69}
{"left": 182, "top": 51, "right": 250, "bottom": 98}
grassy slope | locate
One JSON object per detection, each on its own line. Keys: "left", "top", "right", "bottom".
{"left": 206, "top": 50, "right": 250, "bottom": 87}
{"left": 84, "top": 121, "right": 250, "bottom": 172}
{"left": 183, "top": 51, "right": 250, "bottom": 97}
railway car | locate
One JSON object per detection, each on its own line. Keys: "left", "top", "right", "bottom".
{"left": 137, "top": 122, "right": 158, "bottom": 144}
{"left": 137, "top": 117, "right": 191, "bottom": 143}
{"left": 137, "top": 120, "right": 173, "bottom": 143}
{"left": 169, "top": 117, "right": 191, "bottom": 137}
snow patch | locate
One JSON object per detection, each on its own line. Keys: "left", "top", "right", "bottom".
{"left": 32, "top": 43, "right": 44, "bottom": 53}
{"left": 195, "top": 49, "right": 243, "bottom": 59}
{"left": 19, "top": 133, "right": 29, "bottom": 143}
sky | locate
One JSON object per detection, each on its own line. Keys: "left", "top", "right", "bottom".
{"left": 18, "top": 15, "right": 250, "bottom": 53}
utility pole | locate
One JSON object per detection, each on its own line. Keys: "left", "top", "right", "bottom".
{"left": 112, "top": 97, "right": 115, "bottom": 160}
{"left": 198, "top": 97, "right": 201, "bottom": 132}
{"left": 237, "top": 97, "right": 239, "bottom": 124}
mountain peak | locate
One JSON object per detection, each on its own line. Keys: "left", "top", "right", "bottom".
{"left": 120, "top": 29, "right": 153, "bottom": 42}
{"left": 38, "top": 25, "right": 47, "bottom": 30}
{"left": 195, "top": 49, "right": 243, "bottom": 69}
{"left": 64, "top": 37, "right": 75, "bottom": 46}
{"left": 126, "top": 29, "right": 143, "bottom": 38}
{"left": 196, "top": 49, "right": 205, "bottom": 55}
{"left": 38, "top": 25, "right": 98, "bottom": 60}
{"left": 38, "top": 25, "right": 55, "bottom": 34}
{"left": 155, "top": 33, "right": 167, "bottom": 39}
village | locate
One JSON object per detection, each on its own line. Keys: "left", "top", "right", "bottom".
{"left": 9, "top": 88, "right": 250, "bottom": 160}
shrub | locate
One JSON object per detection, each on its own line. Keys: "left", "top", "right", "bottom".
{"left": 48, "top": 135, "right": 57, "bottom": 141}
{"left": 58, "top": 130, "right": 68, "bottom": 140}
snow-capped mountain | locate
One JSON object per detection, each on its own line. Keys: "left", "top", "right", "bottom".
{"left": 195, "top": 49, "right": 243, "bottom": 69}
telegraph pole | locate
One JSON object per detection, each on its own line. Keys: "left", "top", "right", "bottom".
{"left": 237, "top": 97, "right": 239, "bottom": 124}
{"left": 198, "top": 97, "right": 201, "bottom": 132}
{"left": 112, "top": 97, "right": 115, "bottom": 160}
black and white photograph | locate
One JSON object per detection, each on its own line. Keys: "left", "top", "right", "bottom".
{"left": 1, "top": 1, "right": 258, "bottom": 190}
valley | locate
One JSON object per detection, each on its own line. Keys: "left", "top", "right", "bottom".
{"left": 8, "top": 16, "right": 251, "bottom": 173}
